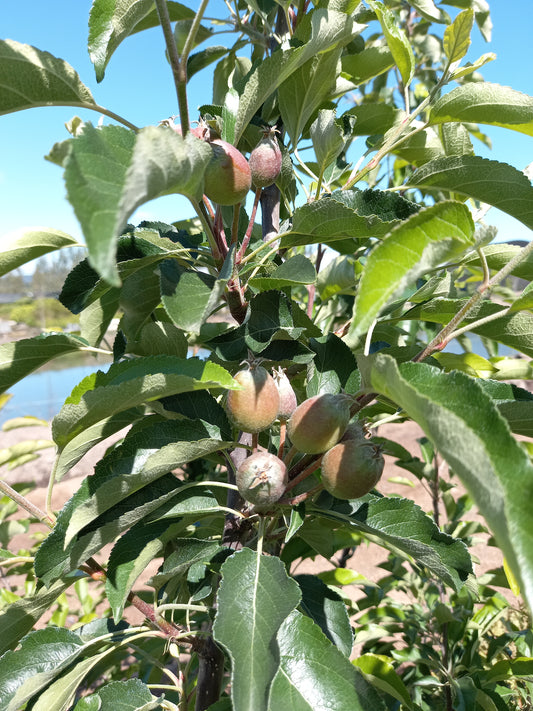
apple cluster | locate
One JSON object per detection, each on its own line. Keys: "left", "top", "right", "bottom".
{"left": 170, "top": 120, "right": 283, "bottom": 205}
{"left": 226, "top": 364, "right": 385, "bottom": 511}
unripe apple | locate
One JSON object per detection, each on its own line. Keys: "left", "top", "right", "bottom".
{"left": 287, "top": 393, "right": 351, "bottom": 454}
{"left": 236, "top": 451, "right": 288, "bottom": 508}
{"left": 340, "top": 421, "right": 368, "bottom": 444}
{"left": 226, "top": 365, "right": 280, "bottom": 433}
{"left": 203, "top": 139, "right": 252, "bottom": 205}
{"left": 321, "top": 439, "right": 384, "bottom": 500}
{"left": 272, "top": 367, "right": 297, "bottom": 422}
{"left": 249, "top": 127, "right": 282, "bottom": 189}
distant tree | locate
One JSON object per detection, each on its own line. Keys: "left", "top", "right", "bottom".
{"left": 31, "top": 248, "right": 84, "bottom": 297}
{"left": 0, "top": 267, "right": 26, "bottom": 297}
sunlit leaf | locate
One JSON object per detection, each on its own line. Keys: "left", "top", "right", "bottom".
{"left": 268, "top": 610, "right": 387, "bottom": 710}
{"left": 88, "top": 0, "right": 195, "bottom": 81}
{"left": 0, "top": 229, "right": 80, "bottom": 278}
{"left": 64, "top": 124, "right": 212, "bottom": 285}
{"left": 0, "top": 333, "right": 90, "bottom": 395}
{"left": 368, "top": 1, "right": 414, "bottom": 87}
{"left": 369, "top": 355, "right": 533, "bottom": 612}
{"left": 408, "top": 156, "right": 533, "bottom": 231}
{"left": 443, "top": 9, "right": 474, "bottom": 62}
{"left": 234, "top": 9, "right": 360, "bottom": 143}
{"left": 213, "top": 549, "right": 301, "bottom": 711}
{"left": 51, "top": 356, "right": 235, "bottom": 450}
{"left": 0, "top": 40, "right": 95, "bottom": 116}
{"left": 346, "top": 201, "right": 474, "bottom": 347}
{"left": 429, "top": 83, "right": 533, "bottom": 136}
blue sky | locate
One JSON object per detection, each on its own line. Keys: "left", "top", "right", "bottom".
{"left": 0, "top": 1, "right": 532, "bottom": 257}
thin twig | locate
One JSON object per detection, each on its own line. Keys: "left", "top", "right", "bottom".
{"left": 0, "top": 479, "right": 55, "bottom": 527}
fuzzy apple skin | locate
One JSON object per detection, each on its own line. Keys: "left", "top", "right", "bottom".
{"left": 249, "top": 130, "right": 282, "bottom": 189}
{"left": 203, "top": 139, "right": 252, "bottom": 205}
{"left": 236, "top": 451, "right": 288, "bottom": 508}
{"left": 340, "top": 422, "right": 367, "bottom": 444}
{"left": 226, "top": 366, "right": 280, "bottom": 433}
{"left": 287, "top": 393, "right": 351, "bottom": 454}
{"left": 272, "top": 367, "right": 297, "bottom": 422}
{"left": 321, "top": 439, "right": 384, "bottom": 500}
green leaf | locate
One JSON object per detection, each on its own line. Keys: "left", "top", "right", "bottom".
{"left": 146, "top": 484, "right": 225, "bottom": 523}
{"left": 353, "top": 654, "right": 413, "bottom": 709}
{"left": 429, "top": 83, "right": 533, "bottom": 137}
{"left": 64, "top": 125, "right": 212, "bottom": 285}
{"left": 248, "top": 255, "right": 317, "bottom": 292}
{"left": 188, "top": 45, "right": 230, "bottom": 81}
{"left": 432, "top": 351, "right": 497, "bottom": 378}
{"left": 295, "top": 575, "right": 353, "bottom": 657}
{"left": 341, "top": 45, "right": 394, "bottom": 86}
{"left": 222, "top": 87, "right": 239, "bottom": 145}
{"left": 0, "top": 333, "right": 90, "bottom": 395}
{"left": 149, "top": 538, "right": 223, "bottom": 587}
{"left": 510, "top": 282, "right": 533, "bottom": 314}
{"left": 463, "top": 242, "right": 533, "bottom": 281}
{"left": 0, "top": 229, "right": 79, "bottom": 278}
{"left": 160, "top": 253, "right": 232, "bottom": 334}
{"left": 79, "top": 678, "right": 161, "bottom": 710}
{"left": 63, "top": 417, "right": 231, "bottom": 545}
{"left": 477, "top": 380, "right": 533, "bottom": 438}
{"left": 54, "top": 408, "right": 143, "bottom": 483}
{"left": 368, "top": 1, "right": 415, "bottom": 88}
{"left": 0, "top": 439, "right": 54, "bottom": 468}
{"left": 410, "top": 0, "right": 450, "bottom": 23}
{"left": 345, "top": 201, "right": 475, "bottom": 347}
{"left": 213, "top": 548, "right": 301, "bottom": 711}
{"left": 439, "top": 121, "right": 474, "bottom": 157}
{"left": 343, "top": 104, "right": 401, "bottom": 137}
{"left": 209, "top": 290, "right": 310, "bottom": 362}
{"left": 51, "top": 356, "right": 235, "bottom": 450}
{"left": 449, "top": 52, "right": 495, "bottom": 80}
{"left": 405, "top": 298, "right": 533, "bottom": 358}
{"left": 443, "top": 9, "right": 474, "bottom": 62}
{"left": 279, "top": 189, "right": 419, "bottom": 249}
{"left": 0, "top": 578, "right": 74, "bottom": 656}
{"left": 268, "top": 610, "right": 387, "bottom": 710}
{"left": 0, "top": 40, "right": 96, "bottom": 116}
{"left": 234, "top": 9, "right": 360, "bottom": 143}
{"left": 307, "top": 334, "right": 358, "bottom": 396}
{"left": 392, "top": 127, "right": 445, "bottom": 167}
{"left": 30, "top": 648, "right": 113, "bottom": 711}
{"left": 312, "top": 491, "right": 472, "bottom": 591}
{"left": 0, "top": 627, "right": 86, "bottom": 710}
{"left": 34, "top": 473, "right": 184, "bottom": 585}
{"left": 88, "top": 0, "right": 195, "bottom": 81}
{"left": 368, "top": 355, "right": 533, "bottom": 611}
{"left": 106, "top": 519, "right": 183, "bottom": 620}
{"left": 316, "top": 255, "right": 356, "bottom": 301}
{"left": 279, "top": 48, "right": 342, "bottom": 148}
{"left": 310, "top": 110, "right": 345, "bottom": 177}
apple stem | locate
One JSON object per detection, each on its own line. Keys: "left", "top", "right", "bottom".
{"left": 278, "top": 421, "right": 286, "bottom": 459}
{"left": 237, "top": 188, "right": 262, "bottom": 264}
{"left": 284, "top": 457, "right": 323, "bottom": 494}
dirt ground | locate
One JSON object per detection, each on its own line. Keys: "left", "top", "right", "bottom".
{"left": 1, "top": 416, "right": 511, "bottom": 632}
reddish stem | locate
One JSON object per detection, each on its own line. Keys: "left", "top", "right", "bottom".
{"left": 83, "top": 557, "right": 183, "bottom": 638}
{"left": 230, "top": 202, "right": 242, "bottom": 247}
{"left": 284, "top": 457, "right": 323, "bottom": 494}
{"left": 236, "top": 188, "right": 262, "bottom": 263}
{"left": 278, "top": 421, "right": 287, "bottom": 460}
{"left": 214, "top": 206, "right": 229, "bottom": 257}
{"left": 279, "top": 483, "right": 323, "bottom": 507}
